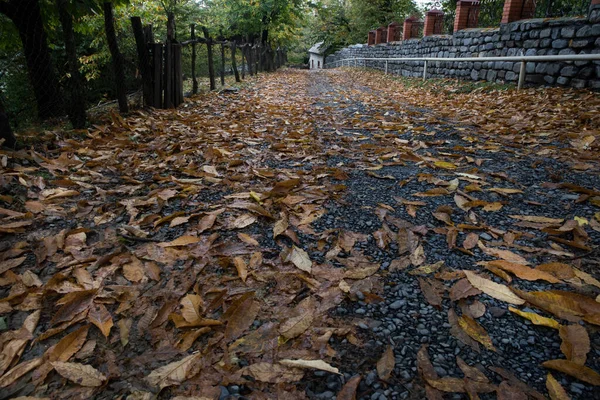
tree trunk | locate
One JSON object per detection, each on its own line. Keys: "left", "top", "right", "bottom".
{"left": 103, "top": 2, "right": 128, "bottom": 113}
{"left": 202, "top": 27, "right": 216, "bottom": 91}
{"left": 240, "top": 44, "right": 246, "bottom": 79}
{"left": 230, "top": 42, "right": 240, "bottom": 83}
{"left": 131, "top": 17, "right": 153, "bottom": 106}
{"left": 0, "top": 0, "right": 63, "bottom": 120}
{"left": 56, "top": 0, "right": 87, "bottom": 128}
{"left": 0, "top": 98, "right": 16, "bottom": 149}
{"left": 220, "top": 41, "right": 225, "bottom": 86}
{"left": 191, "top": 24, "right": 198, "bottom": 94}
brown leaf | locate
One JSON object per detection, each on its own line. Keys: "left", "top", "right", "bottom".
{"left": 146, "top": 353, "right": 201, "bottom": 390}
{"left": 51, "top": 361, "right": 107, "bottom": 387}
{"left": 49, "top": 325, "right": 89, "bottom": 362}
{"left": 122, "top": 256, "right": 145, "bottom": 282}
{"left": 286, "top": 245, "right": 312, "bottom": 273}
{"left": 559, "top": 324, "right": 590, "bottom": 365}
{"left": 243, "top": 362, "right": 304, "bottom": 383}
{"left": 88, "top": 303, "right": 113, "bottom": 338}
{"left": 458, "top": 314, "right": 496, "bottom": 352}
{"left": 51, "top": 290, "right": 96, "bottom": 326}
{"left": 512, "top": 289, "right": 600, "bottom": 325}
{"left": 180, "top": 294, "right": 204, "bottom": 324}
{"left": 463, "top": 233, "right": 479, "bottom": 250}
{"left": 197, "top": 214, "right": 217, "bottom": 233}
{"left": 449, "top": 278, "right": 481, "bottom": 302}
{"left": 279, "top": 359, "right": 340, "bottom": 374}
{"left": 481, "top": 260, "right": 560, "bottom": 283}
{"left": 542, "top": 359, "right": 600, "bottom": 386}
{"left": 418, "top": 277, "right": 443, "bottom": 309}
{"left": 233, "top": 257, "right": 248, "bottom": 282}
{"left": 0, "top": 256, "right": 26, "bottom": 275}
{"left": 456, "top": 356, "right": 488, "bottom": 382}
{"left": 0, "top": 357, "right": 43, "bottom": 388}
{"left": 158, "top": 235, "right": 202, "bottom": 247}
{"left": 224, "top": 292, "right": 260, "bottom": 342}
{"left": 337, "top": 375, "right": 361, "bottom": 400}
{"left": 280, "top": 296, "right": 316, "bottom": 339}
{"left": 448, "top": 309, "right": 479, "bottom": 352}
{"left": 376, "top": 345, "right": 395, "bottom": 380}
{"left": 546, "top": 373, "right": 571, "bottom": 400}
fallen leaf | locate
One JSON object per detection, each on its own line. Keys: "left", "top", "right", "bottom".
{"left": 546, "top": 373, "right": 571, "bottom": 400}
{"left": 458, "top": 314, "right": 496, "bottom": 351}
{"left": 286, "top": 245, "right": 312, "bottom": 273}
{"left": 88, "top": 303, "right": 113, "bottom": 338}
{"left": 158, "top": 235, "right": 201, "bottom": 247}
{"left": 146, "top": 353, "right": 201, "bottom": 390}
{"left": 508, "top": 307, "right": 560, "bottom": 329}
{"left": 463, "top": 270, "right": 524, "bottom": 305}
{"left": 337, "top": 375, "right": 361, "bottom": 400}
{"left": 541, "top": 359, "right": 600, "bottom": 386}
{"left": 279, "top": 359, "right": 340, "bottom": 374}
{"left": 376, "top": 345, "right": 395, "bottom": 380}
{"left": 243, "top": 362, "right": 304, "bottom": 383}
{"left": 51, "top": 361, "right": 107, "bottom": 387}
{"left": 559, "top": 324, "right": 590, "bottom": 365}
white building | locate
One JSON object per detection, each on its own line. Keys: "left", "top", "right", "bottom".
{"left": 308, "top": 42, "right": 326, "bottom": 70}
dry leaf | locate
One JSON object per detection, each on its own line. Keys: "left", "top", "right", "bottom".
{"left": 51, "top": 361, "right": 107, "bottom": 387}
{"left": 463, "top": 270, "right": 524, "bottom": 305}
{"left": 559, "top": 324, "right": 590, "bottom": 365}
{"left": 88, "top": 303, "right": 113, "bottom": 338}
{"left": 286, "top": 245, "right": 312, "bottom": 273}
{"left": 279, "top": 359, "right": 340, "bottom": 374}
{"left": 376, "top": 345, "right": 395, "bottom": 380}
{"left": 546, "top": 373, "right": 571, "bottom": 400}
{"left": 146, "top": 353, "right": 201, "bottom": 390}
{"left": 508, "top": 307, "right": 560, "bottom": 329}
{"left": 542, "top": 359, "right": 600, "bottom": 386}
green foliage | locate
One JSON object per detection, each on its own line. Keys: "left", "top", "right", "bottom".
{"left": 297, "top": 0, "right": 419, "bottom": 56}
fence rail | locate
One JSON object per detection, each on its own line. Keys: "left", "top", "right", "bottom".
{"left": 327, "top": 54, "right": 600, "bottom": 90}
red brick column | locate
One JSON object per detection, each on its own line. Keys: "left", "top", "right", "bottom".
{"left": 368, "top": 31, "right": 376, "bottom": 46}
{"left": 403, "top": 17, "right": 416, "bottom": 40}
{"left": 594, "top": 0, "right": 600, "bottom": 4}
{"left": 387, "top": 22, "right": 400, "bottom": 42}
{"left": 424, "top": 9, "right": 444, "bottom": 36}
{"left": 375, "top": 27, "right": 387, "bottom": 44}
{"left": 454, "top": 0, "right": 480, "bottom": 32}
{"left": 501, "top": 0, "right": 535, "bottom": 24}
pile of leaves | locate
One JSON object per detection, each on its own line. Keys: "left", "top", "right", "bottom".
{"left": 0, "top": 68, "right": 599, "bottom": 399}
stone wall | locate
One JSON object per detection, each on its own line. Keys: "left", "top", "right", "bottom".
{"left": 325, "top": 10, "right": 600, "bottom": 89}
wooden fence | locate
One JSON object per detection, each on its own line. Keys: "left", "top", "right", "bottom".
{"left": 130, "top": 17, "right": 288, "bottom": 109}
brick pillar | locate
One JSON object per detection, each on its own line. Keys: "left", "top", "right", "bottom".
{"left": 424, "top": 9, "right": 444, "bottom": 36}
{"left": 368, "top": 31, "right": 376, "bottom": 46}
{"left": 454, "top": 0, "right": 480, "bottom": 33}
{"left": 403, "top": 17, "right": 416, "bottom": 40}
{"left": 501, "top": 0, "right": 535, "bottom": 24}
{"left": 375, "top": 27, "right": 388, "bottom": 44}
{"left": 387, "top": 22, "right": 400, "bottom": 42}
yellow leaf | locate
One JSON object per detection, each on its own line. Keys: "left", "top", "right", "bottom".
{"left": 434, "top": 161, "right": 457, "bottom": 170}
{"left": 463, "top": 270, "right": 524, "bottom": 305}
{"left": 508, "top": 307, "right": 560, "bottom": 329}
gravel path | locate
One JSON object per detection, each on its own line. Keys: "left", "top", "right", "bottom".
{"left": 295, "top": 69, "right": 600, "bottom": 400}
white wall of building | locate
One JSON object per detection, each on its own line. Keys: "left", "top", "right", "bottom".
{"left": 309, "top": 53, "right": 324, "bottom": 69}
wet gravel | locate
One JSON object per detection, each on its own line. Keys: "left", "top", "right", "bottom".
{"left": 277, "top": 71, "right": 600, "bottom": 400}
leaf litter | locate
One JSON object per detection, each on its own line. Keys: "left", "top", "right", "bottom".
{"left": 0, "top": 68, "right": 599, "bottom": 399}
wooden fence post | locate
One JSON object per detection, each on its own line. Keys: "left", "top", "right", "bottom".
{"left": 103, "top": 1, "right": 128, "bottom": 113}
{"left": 164, "top": 41, "right": 173, "bottom": 108}
{"left": 191, "top": 24, "right": 198, "bottom": 94}
{"left": 240, "top": 44, "right": 246, "bottom": 79}
{"left": 231, "top": 41, "right": 241, "bottom": 82}
{"left": 131, "top": 16, "right": 153, "bottom": 107}
{"left": 173, "top": 43, "right": 183, "bottom": 106}
{"left": 202, "top": 27, "right": 216, "bottom": 91}
{"left": 152, "top": 43, "right": 162, "bottom": 108}
{"left": 219, "top": 30, "right": 225, "bottom": 86}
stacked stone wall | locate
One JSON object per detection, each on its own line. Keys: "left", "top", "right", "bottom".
{"left": 325, "top": 14, "right": 600, "bottom": 89}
